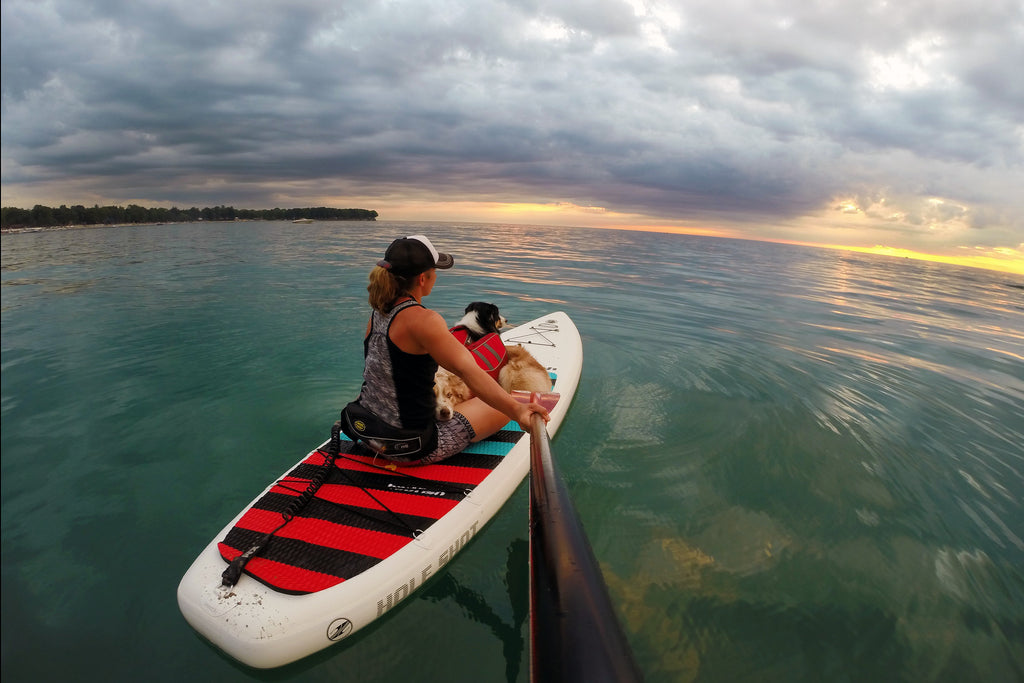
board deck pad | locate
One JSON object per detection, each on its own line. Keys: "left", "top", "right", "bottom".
{"left": 217, "top": 391, "right": 555, "bottom": 595}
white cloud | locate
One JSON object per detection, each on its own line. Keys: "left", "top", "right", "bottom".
{"left": 866, "top": 34, "right": 950, "bottom": 91}
{"left": 1, "top": 0, "right": 1022, "bottom": 254}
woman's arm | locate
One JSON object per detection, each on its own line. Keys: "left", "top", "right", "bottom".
{"left": 414, "top": 309, "right": 549, "bottom": 428}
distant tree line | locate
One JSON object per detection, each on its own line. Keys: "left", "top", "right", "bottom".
{"left": 1, "top": 204, "right": 377, "bottom": 229}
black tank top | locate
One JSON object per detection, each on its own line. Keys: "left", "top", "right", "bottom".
{"left": 358, "top": 299, "right": 437, "bottom": 429}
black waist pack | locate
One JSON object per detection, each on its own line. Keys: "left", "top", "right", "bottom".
{"left": 340, "top": 401, "right": 438, "bottom": 460}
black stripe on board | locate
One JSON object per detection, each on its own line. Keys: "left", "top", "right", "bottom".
{"left": 425, "top": 429, "right": 524, "bottom": 469}
{"left": 252, "top": 491, "right": 440, "bottom": 537}
{"left": 316, "top": 434, "right": 519, "bottom": 473}
{"left": 322, "top": 465, "right": 473, "bottom": 500}
{"left": 411, "top": 449, "right": 505, "bottom": 470}
{"left": 340, "top": 430, "right": 526, "bottom": 450}
{"left": 486, "top": 428, "right": 525, "bottom": 444}
{"left": 222, "top": 527, "right": 382, "bottom": 591}
{"left": 285, "top": 462, "right": 476, "bottom": 499}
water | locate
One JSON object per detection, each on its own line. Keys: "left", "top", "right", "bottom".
{"left": 2, "top": 220, "right": 1022, "bottom": 682}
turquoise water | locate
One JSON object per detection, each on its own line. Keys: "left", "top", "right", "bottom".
{"left": 2, "top": 220, "right": 1022, "bottom": 682}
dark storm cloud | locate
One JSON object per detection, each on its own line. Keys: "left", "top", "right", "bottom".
{"left": 2, "top": 0, "right": 1022, "bottom": 249}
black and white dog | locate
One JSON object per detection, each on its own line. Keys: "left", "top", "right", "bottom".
{"left": 452, "top": 301, "right": 507, "bottom": 341}
{"left": 433, "top": 302, "right": 550, "bottom": 420}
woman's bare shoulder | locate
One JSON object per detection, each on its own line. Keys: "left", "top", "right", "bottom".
{"left": 391, "top": 304, "right": 448, "bottom": 352}
{"left": 406, "top": 306, "right": 449, "bottom": 336}
{"left": 397, "top": 303, "right": 444, "bottom": 325}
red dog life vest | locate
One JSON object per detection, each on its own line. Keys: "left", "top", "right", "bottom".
{"left": 450, "top": 326, "right": 507, "bottom": 381}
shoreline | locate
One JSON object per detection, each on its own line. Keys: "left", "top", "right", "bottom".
{"left": 0, "top": 217, "right": 377, "bottom": 235}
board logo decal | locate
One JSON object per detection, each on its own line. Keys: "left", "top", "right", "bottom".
{"left": 505, "top": 319, "right": 559, "bottom": 347}
{"left": 386, "top": 482, "right": 448, "bottom": 497}
{"left": 327, "top": 617, "right": 354, "bottom": 641}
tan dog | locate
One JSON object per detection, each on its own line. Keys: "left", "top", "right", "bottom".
{"left": 433, "top": 303, "right": 552, "bottom": 420}
{"left": 434, "top": 345, "right": 551, "bottom": 420}
{"left": 433, "top": 366, "right": 474, "bottom": 421}
{"left": 498, "top": 345, "right": 552, "bottom": 394}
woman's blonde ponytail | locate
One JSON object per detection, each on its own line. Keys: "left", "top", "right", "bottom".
{"left": 367, "top": 266, "right": 409, "bottom": 313}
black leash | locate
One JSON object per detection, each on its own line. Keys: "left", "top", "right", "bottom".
{"left": 220, "top": 420, "right": 486, "bottom": 587}
{"left": 220, "top": 419, "right": 343, "bottom": 588}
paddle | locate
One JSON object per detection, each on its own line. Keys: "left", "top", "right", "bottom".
{"left": 523, "top": 392, "right": 644, "bottom": 683}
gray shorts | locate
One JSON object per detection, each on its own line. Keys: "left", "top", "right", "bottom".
{"left": 380, "top": 411, "right": 476, "bottom": 466}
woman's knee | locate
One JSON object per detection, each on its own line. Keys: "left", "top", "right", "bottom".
{"left": 454, "top": 398, "right": 509, "bottom": 442}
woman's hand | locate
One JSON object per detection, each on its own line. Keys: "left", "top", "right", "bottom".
{"left": 513, "top": 400, "right": 550, "bottom": 431}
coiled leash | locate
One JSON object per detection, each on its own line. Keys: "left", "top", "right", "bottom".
{"left": 220, "top": 419, "right": 343, "bottom": 588}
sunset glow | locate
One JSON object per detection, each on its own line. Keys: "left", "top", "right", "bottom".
{"left": 372, "top": 199, "right": 1024, "bottom": 275}
{"left": 3, "top": 0, "right": 1021, "bottom": 278}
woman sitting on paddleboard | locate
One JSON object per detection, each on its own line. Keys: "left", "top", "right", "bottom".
{"left": 341, "top": 235, "right": 549, "bottom": 465}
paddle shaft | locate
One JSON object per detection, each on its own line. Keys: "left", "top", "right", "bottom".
{"left": 527, "top": 408, "right": 643, "bottom": 683}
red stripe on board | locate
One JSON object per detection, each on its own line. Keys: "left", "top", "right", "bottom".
{"left": 218, "top": 545, "right": 343, "bottom": 593}
{"left": 294, "top": 448, "right": 497, "bottom": 485}
{"left": 301, "top": 447, "right": 501, "bottom": 487}
{"left": 333, "top": 452, "right": 494, "bottom": 486}
{"left": 302, "top": 450, "right": 330, "bottom": 466}
{"left": 232, "top": 508, "right": 410, "bottom": 558}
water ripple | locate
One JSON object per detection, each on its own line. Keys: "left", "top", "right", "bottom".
{"left": 3, "top": 221, "right": 1023, "bottom": 682}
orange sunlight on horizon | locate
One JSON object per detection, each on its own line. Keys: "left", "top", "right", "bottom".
{"left": 826, "top": 244, "right": 1024, "bottom": 277}
{"left": 608, "top": 228, "right": 1024, "bottom": 276}
{"left": 377, "top": 199, "right": 1024, "bottom": 277}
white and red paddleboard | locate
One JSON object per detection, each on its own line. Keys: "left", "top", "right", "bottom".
{"left": 177, "top": 311, "right": 582, "bottom": 668}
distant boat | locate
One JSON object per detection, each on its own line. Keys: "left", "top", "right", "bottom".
{"left": 292, "top": 218, "right": 314, "bottom": 224}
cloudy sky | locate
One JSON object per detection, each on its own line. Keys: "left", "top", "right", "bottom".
{"left": 2, "top": 0, "right": 1022, "bottom": 272}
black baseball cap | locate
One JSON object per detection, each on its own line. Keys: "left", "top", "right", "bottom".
{"left": 377, "top": 235, "right": 454, "bottom": 277}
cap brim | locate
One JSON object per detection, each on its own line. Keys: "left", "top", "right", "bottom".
{"left": 435, "top": 253, "right": 454, "bottom": 269}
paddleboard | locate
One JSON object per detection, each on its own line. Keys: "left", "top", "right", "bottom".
{"left": 177, "top": 311, "right": 582, "bottom": 668}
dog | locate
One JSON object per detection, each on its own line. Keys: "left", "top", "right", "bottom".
{"left": 434, "top": 303, "right": 551, "bottom": 420}
{"left": 452, "top": 301, "right": 506, "bottom": 340}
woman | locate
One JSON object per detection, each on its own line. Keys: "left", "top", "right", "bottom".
{"left": 341, "top": 235, "right": 549, "bottom": 465}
